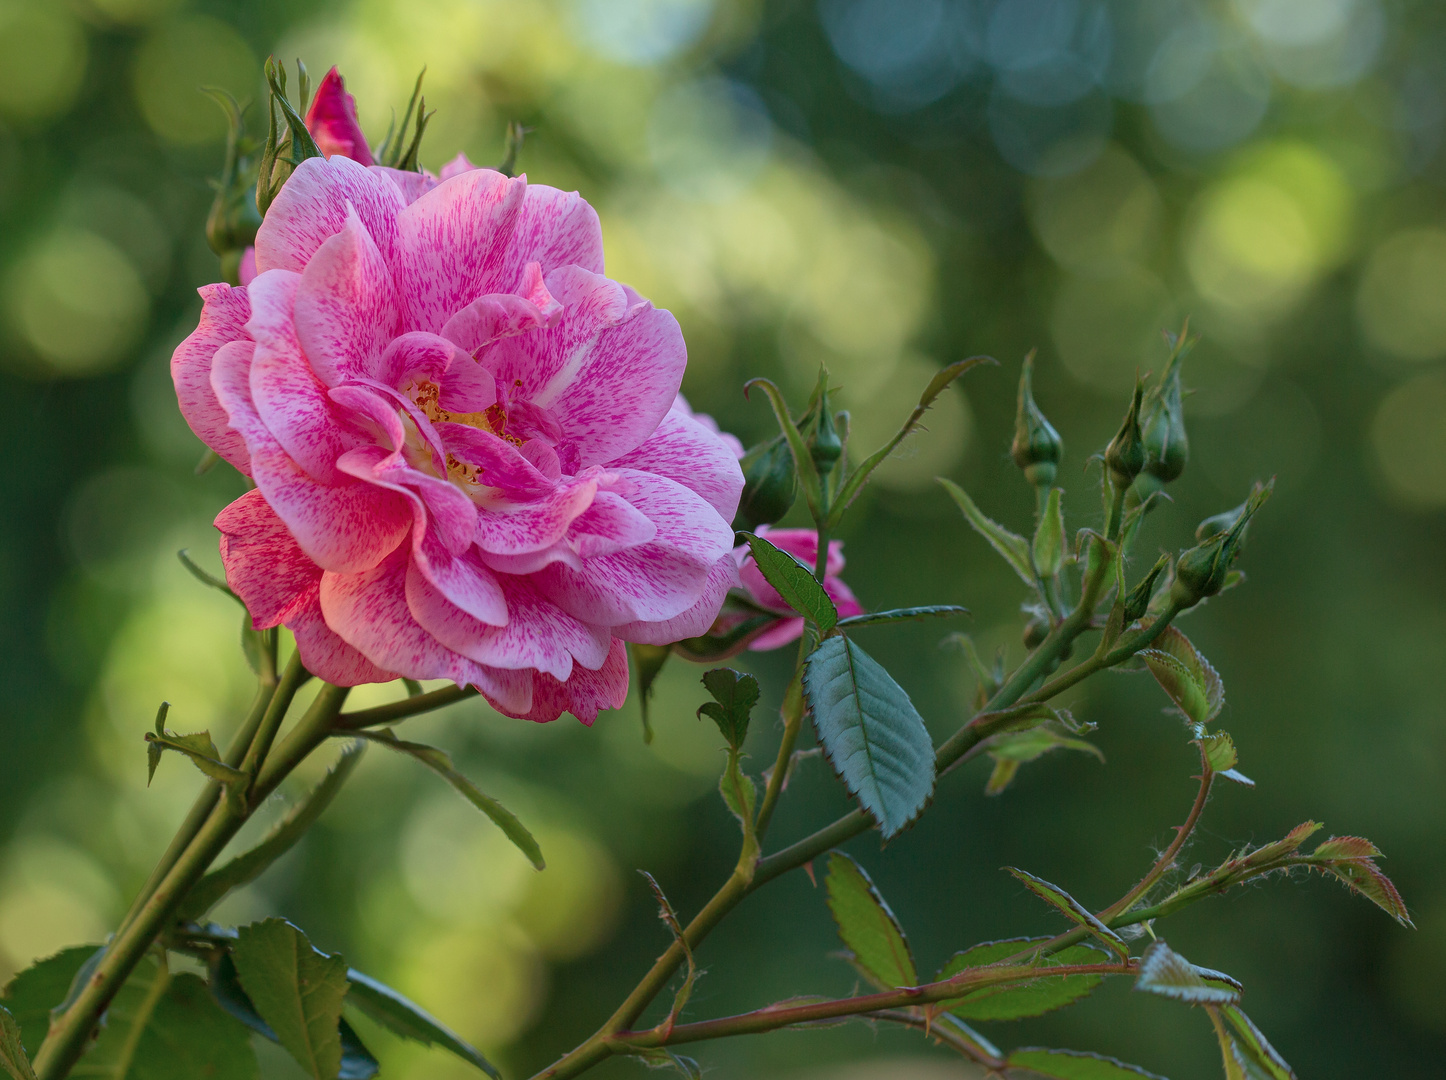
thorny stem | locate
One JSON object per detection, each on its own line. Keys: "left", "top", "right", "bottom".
{"left": 33, "top": 682, "right": 351, "bottom": 1080}
{"left": 753, "top": 675, "right": 805, "bottom": 841}
{"left": 529, "top": 534, "right": 1175, "bottom": 1080}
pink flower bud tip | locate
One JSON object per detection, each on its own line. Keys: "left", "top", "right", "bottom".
{"left": 305, "top": 66, "right": 374, "bottom": 166}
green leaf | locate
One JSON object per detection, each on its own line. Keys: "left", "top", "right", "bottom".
{"left": 0, "top": 1005, "right": 36, "bottom": 1080}
{"left": 741, "top": 533, "right": 838, "bottom": 633}
{"left": 1007, "top": 1048, "right": 1167, "bottom": 1080}
{"left": 1, "top": 946, "right": 97, "bottom": 1055}
{"left": 696, "top": 668, "right": 759, "bottom": 750}
{"left": 1320, "top": 857, "right": 1413, "bottom": 928}
{"left": 629, "top": 643, "right": 672, "bottom": 745}
{"left": 824, "top": 852, "right": 917, "bottom": 989}
{"left": 145, "top": 703, "right": 246, "bottom": 790}
{"left": 232, "top": 919, "right": 350, "bottom": 1080}
{"left": 182, "top": 742, "right": 365, "bottom": 919}
{"left": 1139, "top": 625, "right": 1223, "bottom": 726}
{"left": 939, "top": 479, "right": 1036, "bottom": 589}
{"left": 1311, "top": 836, "right": 1381, "bottom": 860}
{"left": 347, "top": 729, "right": 543, "bottom": 870}
{"left": 984, "top": 725, "right": 1103, "bottom": 795}
{"left": 1007, "top": 869, "right": 1127, "bottom": 957}
{"left": 1246, "top": 821, "right": 1322, "bottom": 866}
{"left": 345, "top": 970, "right": 499, "bottom": 1078}
{"left": 337, "top": 1019, "right": 378, "bottom": 1080}
{"left": 935, "top": 937, "right": 1106, "bottom": 1020}
{"left": 830, "top": 355, "right": 995, "bottom": 526}
{"left": 1134, "top": 941, "right": 1242, "bottom": 1005}
{"left": 1221, "top": 1006, "right": 1298, "bottom": 1080}
{"left": 1202, "top": 732, "right": 1237, "bottom": 773}
{"left": 836, "top": 606, "right": 968, "bottom": 628}
{"left": 1033, "top": 488, "right": 1065, "bottom": 578}
{"left": 75, "top": 958, "right": 258, "bottom": 1080}
{"left": 804, "top": 636, "right": 936, "bottom": 839}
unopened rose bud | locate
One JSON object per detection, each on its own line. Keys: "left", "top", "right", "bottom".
{"left": 305, "top": 66, "right": 373, "bottom": 164}
{"left": 734, "top": 435, "right": 798, "bottom": 531}
{"left": 1141, "top": 348, "right": 1188, "bottom": 485}
{"left": 1104, "top": 379, "right": 1146, "bottom": 490}
{"left": 1011, "top": 352, "right": 1063, "bottom": 488}
{"left": 809, "top": 405, "right": 843, "bottom": 477}
{"left": 1171, "top": 480, "right": 1273, "bottom": 609}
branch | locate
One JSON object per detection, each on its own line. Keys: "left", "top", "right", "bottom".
{"left": 334, "top": 684, "right": 477, "bottom": 729}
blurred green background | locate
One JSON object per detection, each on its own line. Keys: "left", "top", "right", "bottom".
{"left": 1, "top": 0, "right": 1443, "bottom": 1077}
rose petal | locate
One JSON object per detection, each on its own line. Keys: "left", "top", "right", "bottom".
{"left": 610, "top": 408, "right": 745, "bottom": 520}
{"left": 215, "top": 489, "right": 318, "bottom": 629}
{"left": 615, "top": 554, "right": 739, "bottom": 645}
{"left": 172, "top": 282, "right": 252, "bottom": 473}
{"left": 255, "top": 155, "right": 405, "bottom": 274}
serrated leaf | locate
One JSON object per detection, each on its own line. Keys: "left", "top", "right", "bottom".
{"left": 1221, "top": 1006, "right": 1297, "bottom": 1080}
{"left": 935, "top": 937, "right": 1105, "bottom": 1020}
{"left": 939, "top": 479, "right": 1035, "bottom": 589}
{"left": 145, "top": 729, "right": 246, "bottom": 788}
{"left": 0, "top": 1006, "right": 35, "bottom": 1080}
{"left": 1034, "top": 488, "right": 1065, "bottom": 578}
{"left": 1321, "top": 859, "right": 1413, "bottom": 927}
{"left": 183, "top": 742, "right": 364, "bottom": 918}
{"left": 1007, "top": 1047, "right": 1167, "bottom": 1080}
{"left": 836, "top": 605, "right": 968, "bottom": 628}
{"left": 1140, "top": 626, "right": 1223, "bottom": 725}
{"left": 1311, "top": 836, "right": 1382, "bottom": 860}
{"left": 742, "top": 533, "right": 837, "bottom": 633}
{"left": 696, "top": 668, "right": 759, "bottom": 749}
{"left": 1210, "top": 1011, "right": 1250, "bottom": 1080}
{"left": 629, "top": 643, "right": 671, "bottom": 744}
{"left": 1134, "top": 941, "right": 1241, "bottom": 1004}
{"left": 345, "top": 970, "right": 498, "bottom": 1078}
{"left": 824, "top": 852, "right": 917, "bottom": 989}
{"left": 1202, "top": 732, "right": 1237, "bottom": 773}
{"left": 348, "top": 730, "right": 543, "bottom": 870}
{"left": 337, "top": 1018, "right": 378, "bottom": 1080}
{"left": 1220, "top": 768, "right": 1255, "bottom": 787}
{"left": 1, "top": 946, "right": 96, "bottom": 1055}
{"left": 985, "top": 726, "right": 1103, "bottom": 795}
{"left": 74, "top": 958, "right": 258, "bottom": 1080}
{"left": 232, "top": 919, "right": 349, "bottom": 1080}
{"left": 1247, "top": 821, "right": 1322, "bottom": 866}
{"left": 804, "top": 636, "right": 935, "bottom": 839}
{"left": 1007, "top": 869, "right": 1127, "bottom": 957}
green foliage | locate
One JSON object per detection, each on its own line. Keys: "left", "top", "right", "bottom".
{"left": 0, "top": 1006, "right": 35, "bottom": 1080}
{"left": 1011, "top": 350, "right": 1063, "bottom": 489}
{"left": 1219, "top": 1006, "right": 1298, "bottom": 1080}
{"left": 741, "top": 532, "right": 838, "bottom": 633}
{"left": 823, "top": 852, "right": 917, "bottom": 989}
{"left": 232, "top": 920, "right": 352, "bottom": 1080}
{"left": 1140, "top": 625, "right": 1224, "bottom": 727}
{"left": 804, "top": 636, "right": 935, "bottom": 839}
{"left": 628, "top": 643, "right": 672, "bottom": 744}
{"left": 345, "top": 970, "right": 498, "bottom": 1077}
{"left": 1171, "top": 481, "right": 1273, "bottom": 609}
{"left": 1318, "top": 854, "right": 1413, "bottom": 927}
{"left": 735, "top": 435, "right": 799, "bottom": 531}
{"left": 744, "top": 378, "right": 824, "bottom": 520}
{"left": 1, "top": 946, "right": 98, "bottom": 1055}
{"left": 836, "top": 606, "right": 967, "bottom": 629}
{"left": 1007, "top": 1047, "right": 1167, "bottom": 1080}
{"left": 183, "top": 741, "right": 364, "bottom": 918}
{"left": 347, "top": 728, "right": 543, "bottom": 870}
{"left": 1202, "top": 732, "right": 1238, "bottom": 773}
{"left": 79, "top": 957, "right": 258, "bottom": 1080}
{"left": 696, "top": 668, "right": 759, "bottom": 750}
{"left": 938, "top": 479, "right": 1036, "bottom": 590}
{"left": 1104, "top": 378, "right": 1147, "bottom": 491}
{"left": 1134, "top": 941, "right": 1241, "bottom": 1005}
{"left": 934, "top": 937, "right": 1105, "bottom": 1020}
{"left": 1007, "top": 869, "right": 1126, "bottom": 958}
{"left": 1033, "top": 487, "right": 1066, "bottom": 578}
{"left": 984, "top": 725, "right": 1103, "bottom": 796}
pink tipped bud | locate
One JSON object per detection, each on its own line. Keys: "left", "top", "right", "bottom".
{"left": 304, "top": 66, "right": 373, "bottom": 165}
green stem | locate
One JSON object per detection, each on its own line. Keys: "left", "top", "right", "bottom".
{"left": 753, "top": 675, "right": 804, "bottom": 841}
{"left": 237, "top": 651, "right": 309, "bottom": 779}
{"left": 334, "top": 684, "right": 477, "bottom": 729}
{"left": 32, "top": 682, "right": 350, "bottom": 1080}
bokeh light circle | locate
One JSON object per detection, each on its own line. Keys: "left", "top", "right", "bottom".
{"left": 130, "top": 15, "right": 257, "bottom": 145}
{"left": 987, "top": 83, "right": 1111, "bottom": 176}
{"left": 0, "top": 6, "right": 87, "bottom": 122}
{"left": 1371, "top": 370, "right": 1446, "bottom": 507}
{"left": 1050, "top": 265, "right": 1176, "bottom": 390}
{"left": 1356, "top": 229, "right": 1446, "bottom": 361}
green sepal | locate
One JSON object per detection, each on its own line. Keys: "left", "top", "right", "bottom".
{"left": 178, "top": 549, "right": 241, "bottom": 604}
{"left": 1033, "top": 487, "right": 1065, "bottom": 578}
{"left": 696, "top": 668, "right": 759, "bottom": 750}
{"left": 824, "top": 851, "right": 917, "bottom": 989}
{"left": 744, "top": 378, "right": 824, "bottom": 521}
{"left": 629, "top": 642, "right": 672, "bottom": 745}
{"left": 804, "top": 636, "right": 935, "bottom": 839}
{"left": 345, "top": 729, "right": 543, "bottom": 870}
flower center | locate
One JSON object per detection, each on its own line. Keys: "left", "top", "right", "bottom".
{"left": 402, "top": 377, "right": 525, "bottom": 494}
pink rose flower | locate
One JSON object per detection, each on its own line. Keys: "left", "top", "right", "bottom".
{"left": 734, "top": 527, "right": 863, "bottom": 650}
{"left": 304, "top": 67, "right": 373, "bottom": 165}
{"left": 174, "top": 156, "right": 744, "bottom": 723}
